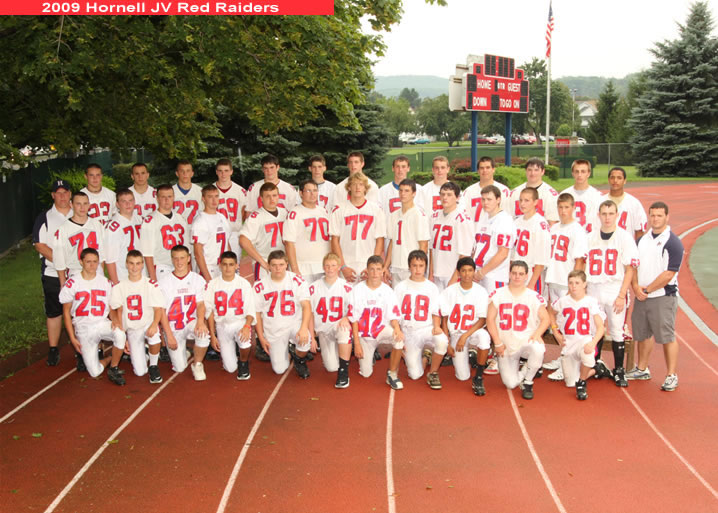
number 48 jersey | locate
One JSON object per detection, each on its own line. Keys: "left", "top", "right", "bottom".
{"left": 158, "top": 271, "right": 207, "bottom": 333}
{"left": 394, "top": 279, "right": 441, "bottom": 330}
{"left": 309, "top": 278, "right": 353, "bottom": 333}
{"left": 439, "top": 282, "right": 488, "bottom": 335}
{"left": 203, "top": 274, "right": 256, "bottom": 326}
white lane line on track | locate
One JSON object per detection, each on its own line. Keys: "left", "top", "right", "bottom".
{"left": 0, "top": 368, "right": 76, "bottom": 424}
{"left": 216, "top": 368, "right": 291, "bottom": 513}
{"left": 507, "top": 389, "right": 567, "bottom": 513}
{"left": 43, "top": 361, "right": 190, "bottom": 513}
{"left": 386, "top": 388, "right": 397, "bottom": 513}
{"left": 676, "top": 333, "right": 718, "bottom": 377}
{"left": 622, "top": 388, "right": 718, "bottom": 501}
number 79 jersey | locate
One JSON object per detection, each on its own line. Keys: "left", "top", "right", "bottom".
{"left": 58, "top": 275, "right": 113, "bottom": 327}
{"left": 394, "top": 279, "right": 441, "bottom": 330}
{"left": 552, "top": 294, "right": 604, "bottom": 345}
{"left": 489, "top": 286, "right": 546, "bottom": 353}
{"left": 585, "top": 229, "right": 639, "bottom": 285}
{"left": 348, "top": 281, "right": 400, "bottom": 340}
{"left": 545, "top": 220, "right": 588, "bottom": 286}
{"left": 158, "top": 271, "right": 207, "bottom": 333}
{"left": 309, "top": 278, "right": 353, "bottom": 333}
{"left": 203, "top": 274, "right": 256, "bottom": 326}
{"left": 439, "top": 282, "right": 488, "bottom": 334}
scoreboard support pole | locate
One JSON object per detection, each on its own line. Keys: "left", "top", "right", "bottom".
{"left": 505, "top": 112, "right": 512, "bottom": 166}
{"left": 471, "top": 111, "right": 478, "bottom": 172}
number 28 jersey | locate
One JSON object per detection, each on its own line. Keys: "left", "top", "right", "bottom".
{"left": 158, "top": 271, "right": 207, "bottom": 332}
{"left": 348, "top": 281, "right": 400, "bottom": 340}
{"left": 439, "top": 282, "right": 489, "bottom": 334}
{"left": 489, "top": 286, "right": 546, "bottom": 353}
{"left": 552, "top": 294, "right": 604, "bottom": 345}
{"left": 309, "top": 278, "right": 353, "bottom": 333}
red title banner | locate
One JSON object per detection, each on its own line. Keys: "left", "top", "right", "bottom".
{"left": 0, "top": 0, "right": 334, "bottom": 15}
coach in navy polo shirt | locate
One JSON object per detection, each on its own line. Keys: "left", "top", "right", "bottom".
{"left": 628, "top": 201, "right": 684, "bottom": 392}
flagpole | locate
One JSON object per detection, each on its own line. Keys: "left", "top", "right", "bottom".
{"left": 545, "top": 53, "right": 551, "bottom": 164}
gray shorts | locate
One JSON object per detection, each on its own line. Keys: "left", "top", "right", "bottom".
{"left": 631, "top": 295, "right": 678, "bottom": 344}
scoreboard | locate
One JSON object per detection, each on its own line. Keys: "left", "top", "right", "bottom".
{"left": 453, "top": 54, "right": 529, "bottom": 113}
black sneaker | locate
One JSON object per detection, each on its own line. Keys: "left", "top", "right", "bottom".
{"left": 75, "top": 353, "right": 87, "bottom": 372}
{"left": 306, "top": 351, "right": 314, "bottom": 361}
{"left": 373, "top": 349, "right": 382, "bottom": 363}
{"left": 468, "top": 348, "right": 478, "bottom": 369}
{"left": 335, "top": 369, "right": 350, "bottom": 389}
{"left": 205, "top": 347, "right": 221, "bottom": 361}
{"left": 107, "top": 366, "right": 126, "bottom": 386}
{"left": 576, "top": 379, "right": 588, "bottom": 400}
{"left": 47, "top": 347, "right": 60, "bottom": 366}
{"left": 613, "top": 367, "right": 628, "bottom": 388}
{"left": 534, "top": 367, "right": 543, "bottom": 379}
{"left": 520, "top": 382, "right": 534, "bottom": 400}
{"left": 441, "top": 354, "right": 453, "bottom": 367}
{"left": 237, "top": 360, "right": 251, "bottom": 381}
{"left": 294, "top": 358, "right": 310, "bottom": 379}
{"left": 255, "top": 341, "right": 270, "bottom": 362}
{"left": 472, "top": 376, "right": 486, "bottom": 396}
{"left": 159, "top": 346, "right": 170, "bottom": 362}
{"left": 148, "top": 365, "right": 163, "bottom": 384}
{"left": 121, "top": 353, "right": 131, "bottom": 362}
{"left": 594, "top": 360, "right": 613, "bottom": 379}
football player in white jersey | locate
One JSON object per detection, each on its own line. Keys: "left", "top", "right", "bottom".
{"left": 561, "top": 159, "right": 603, "bottom": 233}
{"left": 240, "top": 182, "right": 288, "bottom": 282}
{"left": 245, "top": 154, "right": 298, "bottom": 214}
{"left": 309, "top": 253, "right": 353, "bottom": 388}
{"left": 129, "top": 162, "right": 157, "bottom": 217}
{"left": 80, "top": 163, "right": 116, "bottom": 226}
{"left": 486, "top": 260, "right": 550, "bottom": 400}
{"left": 193, "top": 185, "right": 231, "bottom": 282}
{"left": 348, "top": 256, "right": 404, "bottom": 388}
{"left": 384, "top": 179, "right": 430, "bottom": 285}
{"left": 512, "top": 187, "right": 551, "bottom": 295}
{"left": 508, "top": 158, "right": 559, "bottom": 223}
{"left": 214, "top": 158, "right": 247, "bottom": 252}
{"left": 253, "top": 250, "right": 313, "bottom": 377}
{"left": 379, "top": 155, "right": 421, "bottom": 220}
{"left": 473, "top": 184, "right": 514, "bottom": 294}
{"left": 330, "top": 171, "right": 387, "bottom": 283}
{"left": 141, "top": 185, "right": 190, "bottom": 281}
{"left": 586, "top": 200, "right": 640, "bottom": 387}
{"left": 172, "top": 160, "right": 203, "bottom": 225}
{"left": 105, "top": 189, "right": 144, "bottom": 284}
{"left": 332, "top": 151, "right": 380, "bottom": 208}
{"left": 59, "top": 248, "right": 126, "bottom": 385}
{"left": 395, "top": 250, "right": 449, "bottom": 389}
{"left": 158, "top": 245, "right": 210, "bottom": 379}
{"left": 54, "top": 192, "right": 105, "bottom": 287}
{"left": 605, "top": 166, "right": 647, "bottom": 240}
{"left": 429, "top": 182, "right": 474, "bottom": 291}
{"left": 439, "top": 257, "right": 491, "bottom": 393}
{"left": 549, "top": 270, "right": 605, "bottom": 400}
{"left": 109, "top": 250, "right": 166, "bottom": 383}
{"left": 419, "top": 156, "right": 451, "bottom": 225}
{"left": 460, "top": 156, "right": 511, "bottom": 224}
{"left": 309, "top": 154, "right": 336, "bottom": 212}
{"left": 284, "top": 179, "right": 330, "bottom": 284}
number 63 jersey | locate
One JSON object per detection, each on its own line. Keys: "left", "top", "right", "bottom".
{"left": 110, "top": 277, "right": 165, "bottom": 330}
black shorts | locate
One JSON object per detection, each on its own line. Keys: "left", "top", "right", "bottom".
{"left": 42, "top": 275, "right": 62, "bottom": 318}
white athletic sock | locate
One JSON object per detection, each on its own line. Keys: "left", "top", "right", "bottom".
{"left": 149, "top": 353, "right": 159, "bottom": 366}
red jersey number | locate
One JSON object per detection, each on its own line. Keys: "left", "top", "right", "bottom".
{"left": 498, "top": 303, "right": 530, "bottom": 331}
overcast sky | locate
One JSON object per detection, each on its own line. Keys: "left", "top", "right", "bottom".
{"left": 368, "top": 0, "right": 718, "bottom": 79}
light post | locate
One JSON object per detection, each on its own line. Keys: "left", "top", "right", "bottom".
{"left": 571, "top": 88, "right": 577, "bottom": 136}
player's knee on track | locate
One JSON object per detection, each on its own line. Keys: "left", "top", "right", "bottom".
{"left": 432, "top": 333, "right": 448, "bottom": 356}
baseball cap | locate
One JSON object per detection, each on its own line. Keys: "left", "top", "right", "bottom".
{"left": 51, "top": 179, "right": 72, "bottom": 192}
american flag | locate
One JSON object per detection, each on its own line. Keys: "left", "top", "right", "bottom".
{"left": 546, "top": 1, "right": 554, "bottom": 58}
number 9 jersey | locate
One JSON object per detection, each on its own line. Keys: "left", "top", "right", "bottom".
{"left": 110, "top": 276, "right": 165, "bottom": 330}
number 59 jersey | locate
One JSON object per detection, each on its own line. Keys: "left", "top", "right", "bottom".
{"left": 309, "top": 277, "right": 353, "bottom": 333}
{"left": 203, "top": 274, "right": 256, "bottom": 327}
{"left": 439, "top": 282, "right": 488, "bottom": 335}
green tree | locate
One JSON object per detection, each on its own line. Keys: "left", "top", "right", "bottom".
{"left": 629, "top": 1, "right": 718, "bottom": 176}
{"left": 416, "top": 94, "right": 470, "bottom": 147}
{"left": 399, "top": 87, "right": 421, "bottom": 109}
{"left": 519, "top": 58, "right": 574, "bottom": 139}
{"left": 586, "top": 81, "right": 622, "bottom": 143}
{"left": 376, "top": 97, "right": 416, "bottom": 146}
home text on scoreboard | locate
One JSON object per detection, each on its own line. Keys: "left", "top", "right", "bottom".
{"left": 463, "top": 54, "right": 529, "bottom": 113}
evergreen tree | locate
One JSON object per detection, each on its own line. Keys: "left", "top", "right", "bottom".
{"left": 586, "top": 81, "right": 621, "bottom": 144}
{"left": 629, "top": 1, "right": 718, "bottom": 176}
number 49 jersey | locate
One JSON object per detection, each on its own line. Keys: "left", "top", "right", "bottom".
{"left": 309, "top": 278, "right": 353, "bottom": 333}
{"left": 585, "top": 229, "right": 639, "bottom": 285}
{"left": 489, "top": 286, "right": 546, "bottom": 353}
{"left": 158, "top": 271, "right": 207, "bottom": 333}
{"left": 394, "top": 279, "right": 441, "bottom": 330}
{"left": 140, "top": 211, "right": 189, "bottom": 268}
{"left": 439, "top": 282, "right": 488, "bottom": 334}
{"left": 348, "top": 281, "right": 400, "bottom": 340}
{"left": 110, "top": 276, "right": 165, "bottom": 330}
{"left": 253, "top": 272, "right": 309, "bottom": 336}
{"left": 203, "top": 274, "right": 256, "bottom": 326}
{"left": 58, "top": 274, "right": 113, "bottom": 327}
{"left": 552, "top": 294, "right": 604, "bottom": 346}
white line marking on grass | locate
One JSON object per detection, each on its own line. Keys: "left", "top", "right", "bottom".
{"left": 1, "top": 368, "right": 76, "bottom": 424}
{"left": 676, "top": 334, "right": 718, "bottom": 377}
{"left": 216, "top": 368, "right": 291, "bottom": 513}
{"left": 43, "top": 362, "right": 190, "bottom": 513}
{"left": 386, "top": 389, "right": 397, "bottom": 513}
{"left": 622, "top": 389, "right": 718, "bottom": 501}
{"left": 507, "top": 390, "right": 567, "bottom": 513}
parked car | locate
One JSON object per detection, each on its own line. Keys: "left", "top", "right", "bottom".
{"left": 409, "top": 137, "right": 431, "bottom": 145}
{"left": 577, "top": 137, "right": 587, "bottom": 145}
{"left": 476, "top": 135, "right": 497, "bottom": 144}
{"left": 511, "top": 134, "right": 531, "bottom": 145}
{"left": 491, "top": 134, "right": 506, "bottom": 143}
{"left": 523, "top": 134, "right": 537, "bottom": 144}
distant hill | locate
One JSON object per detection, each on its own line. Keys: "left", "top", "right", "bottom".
{"left": 557, "top": 74, "right": 641, "bottom": 98}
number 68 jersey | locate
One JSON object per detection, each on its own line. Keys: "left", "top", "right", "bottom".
{"left": 585, "top": 229, "right": 639, "bottom": 285}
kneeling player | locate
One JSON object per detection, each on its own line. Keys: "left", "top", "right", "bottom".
{"left": 110, "top": 250, "right": 166, "bottom": 383}
{"left": 486, "top": 260, "right": 550, "bottom": 400}
{"left": 205, "top": 251, "right": 256, "bottom": 379}
{"left": 550, "top": 270, "right": 605, "bottom": 400}
{"left": 254, "top": 250, "right": 313, "bottom": 377}
{"left": 59, "top": 248, "right": 126, "bottom": 385}
{"left": 439, "top": 257, "right": 491, "bottom": 394}
{"left": 309, "top": 253, "right": 353, "bottom": 388}
{"left": 394, "top": 250, "right": 448, "bottom": 389}
{"left": 349, "top": 255, "right": 405, "bottom": 389}
{"left": 158, "top": 245, "right": 210, "bottom": 379}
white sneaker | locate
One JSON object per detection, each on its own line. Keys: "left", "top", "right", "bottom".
{"left": 484, "top": 358, "right": 499, "bottom": 375}
{"left": 548, "top": 367, "right": 564, "bottom": 381}
{"left": 191, "top": 362, "right": 206, "bottom": 381}
{"left": 661, "top": 374, "right": 678, "bottom": 391}
{"left": 543, "top": 357, "right": 562, "bottom": 370}
{"left": 626, "top": 366, "right": 651, "bottom": 381}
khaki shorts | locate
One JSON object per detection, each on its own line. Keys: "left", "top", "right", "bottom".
{"left": 631, "top": 295, "right": 678, "bottom": 344}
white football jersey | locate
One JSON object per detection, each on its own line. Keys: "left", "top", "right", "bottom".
{"left": 215, "top": 181, "right": 247, "bottom": 233}
{"left": 309, "top": 277, "right": 353, "bottom": 333}
{"left": 53, "top": 218, "right": 105, "bottom": 274}
{"left": 140, "top": 211, "right": 189, "bottom": 268}
{"left": 552, "top": 294, "right": 604, "bottom": 345}
{"left": 512, "top": 213, "right": 551, "bottom": 269}
{"left": 191, "top": 212, "right": 231, "bottom": 267}
{"left": 110, "top": 276, "right": 165, "bottom": 330}
{"left": 80, "top": 186, "right": 116, "bottom": 226}
{"left": 172, "top": 183, "right": 204, "bottom": 225}
{"left": 546, "top": 221, "right": 589, "bottom": 286}
{"left": 489, "top": 286, "right": 546, "bottom": 353}
{"left": 204, "top": 274, "right": 256, "bottom": 326}
{"left": 253, "top": 272, "right": 310, "bottom": 337}
{"left": 239, "top": 207, "right": 288, "bottom": 260}
{"left": 388, "top": 205, "right": 430, "bottom": 271}
{"left": 586, "top": 229, "right": 640, "bottom": 285}
{"left": 604, "top": 192, "right": 648, "bottom": 236}
{"left": 418, "top": 180, "right": 446, "bottom": 220}
{"left": 59, "top": 274, "right": 113, "bottom": 327}
{"left": 348, "top": 281, "right": 400, "bottom": 339}
{"left": 129, "top": 185, "right": 157, "bottom": 218}
{"left": 460, "top": 180, "right": 511, "bottom": 224}
{"left": 439, "top": 282, "right": 489, "bottom": 334}
{"left": 283, "top": 204, "right": 330, "bottom": 276}
{"left": 430, "top": 208, "right": 474, "bottom": 279}
{"left": 378, "top": 182, "right": 421, "bottom": 220}
{"left": 158, "top": 271, "right": 207, "bottom": 333}
{"left": 329, "top": 200, "right": 387, "bottom": 271}
{"left": 316, "top": 180, "right": 336, "bottom": 212}
{"left": 246, "top": 179, "right": 298, "bottom": 213}
{"left": 561, "top": 185, "right": 603, "bottom": 232}
{"left": 509, "top": 182, "right": 559, "bottom": 222}
{"left": 394, "top": 278, "right": 441, "bottom": 330}
{"left": 105, "top": 213, "right": 144, "bottom": 280}
{"left": 33, "top": 205, "right": 73, "bottom": 277}
{"left": 332, "top": 176, "right": 380, "bottom": 208}
{"left": 473, "top": 210, "right": 514, "bottom": 284}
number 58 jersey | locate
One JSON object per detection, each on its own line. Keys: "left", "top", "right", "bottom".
{"left": 309, "top": 278, "right": 353, "bottom": 333}
{"left": 489, "top": 286, "right": 546, "bottom": 353}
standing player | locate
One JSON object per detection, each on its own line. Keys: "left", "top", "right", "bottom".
{"left": 59, "top": 248, "right": 126, "bottom": 385}
{"left": 419, "top": 156, "right": 451, "bottom": 224}
{"left": 332, "top": 151, "right": 380, "bottom": 207}
{"left": 245, "top": 154, "right": 297, "bottom": 213}
{"left": 158, "top": 245, "right": 210, "bottom": 379}
{"left": 214, "top": 158, "right": 247, "bottom": 253}
{"left": 129, "top": 162, "right": 157, "bottom": 217}
{"left": 33, "top": 179, "right": 72, "bottom": 366}
{"left": 605, "top": 166, "right": 647, "bottom": 240}
{"left": 384, "top": 179, "right": 430, "bottom": 285}
{"left": 460, "top": 157, "right": 511, "bottom": 224}
{"left": 81, "top": 163, "right": 116, "bottom": 226}
{"left": 330, "top": 172, "right": 386, "bottom": 283}
{"left": 379, "top": 155, "right": 420, "bottom": 220}
{"left": 253, "top": 251, "right": 313, "bottom": 377}
{"left": 586, "top": 200, "right": 640, "bottom": 387}
{"left": 309, "top": 254, "right": 353, "bottom": 388}
{"left": 348, "top": 256, "right": 404, "bottom": 388}
{"left": 308, "top": 154, "right": 336, "bottom": 212}
{"left": 486, "top": 260, "right": 550, "bottom": 400}
{"left": 508, "top": 158, "right": 559, "bottom": 224}
{"left": 429, "top": 182, "right": 474, "bottom": 291}
{"left": 511, "top": 187, "right": 551, "bottom": 295}
{"left": 395, "top": 250, "right": 449, "bottom": 389}
{"left": 172, "top": 160, "right": 203, "bottom": 225}
{"left": 109, "top": 250, "right": 165, "bottom": 383}
{"left": 192, "top": 185, "right": 231, "bottom": 282}
{"left": 141, "top": 185, "right": 190, "bottom": 282}
{"left": 284, "top": 179, "right": 330, "bottom": 284}
{"left": 473, "top": 185, "right": 514, "bottom": 294}
{"left": 561, "top": 159, "right": 603, "bottom": 232}
{"left": 105, "top": 189, "right": 144, "bottom": 284}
